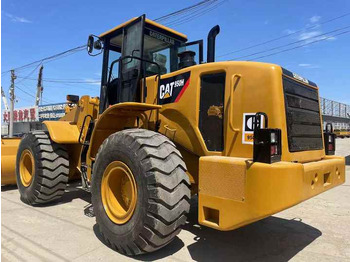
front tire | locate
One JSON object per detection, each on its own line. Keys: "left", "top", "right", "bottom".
{"left": 91, "top": 129, "right": 191, "bottom": 256}
{"left": 16, "top": 131, "right": 69, "bottom": 205}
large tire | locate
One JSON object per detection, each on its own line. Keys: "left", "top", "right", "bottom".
{"left": 16, "top": 131, "right": 69, "bottom": 205}
{"left": 91, "top": 129, "right": 191, "bottom": 256}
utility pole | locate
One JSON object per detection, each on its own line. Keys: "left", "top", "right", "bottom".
{"left": 9, "top": 70, "right": 16, "bottom": 138}
{"left": 1, "top": 86, "right": 9, "bottom": 111}
{"left": 35, "top": 65, "right": 43, "bottom": 106}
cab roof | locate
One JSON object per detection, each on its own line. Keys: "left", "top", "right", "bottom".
{"left": 99, "top": 17, "right": 188, "bottom": 42}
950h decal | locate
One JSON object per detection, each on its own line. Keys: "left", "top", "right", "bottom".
{"left": 158, "top": 72, "right": 190, "bottom": 105}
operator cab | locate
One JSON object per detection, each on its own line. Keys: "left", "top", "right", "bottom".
{"left": 89, "top": 15, "right": 203, "bottom": 113}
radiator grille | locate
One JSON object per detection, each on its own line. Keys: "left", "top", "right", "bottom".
{"left": 283, "top": 75, "right": 323, "bottom": 152}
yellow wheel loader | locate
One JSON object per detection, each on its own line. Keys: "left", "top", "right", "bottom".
{"left": 2, "top": 15, "right": 346, "bottom": 256}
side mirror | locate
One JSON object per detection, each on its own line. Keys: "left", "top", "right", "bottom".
{"left": 87, "top": 34, "right": 103, "bottom": 56}
{"left": 94, "top": 40, "right": 102, "bottom": 50}
{"left": 87, "top": 35, "right": 94, "bottom": 54}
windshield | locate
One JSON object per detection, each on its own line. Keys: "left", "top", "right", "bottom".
{"left": 106, "top": 27, "right": 203, "bottom": 80}
{"left": 143, "top": 27, "right": 183, "bottom": 76}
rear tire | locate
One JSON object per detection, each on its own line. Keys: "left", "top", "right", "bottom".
{"left": 91, "top": 129, "right": 191, "bottom": 256}
{"left": 16, "top": 131, "right": 69, "bottom": 205}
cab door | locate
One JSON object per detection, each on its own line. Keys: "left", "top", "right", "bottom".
{"left": 119, "top": 15, "right": 145, "bottom": 103}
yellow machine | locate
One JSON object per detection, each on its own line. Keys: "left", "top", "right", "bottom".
{"left": 3, "top": 15, "right": 346, "bottom": 255}
{"left": 1, "top": 138, "right": 21, "bottom": 185}
{"left": 334, "top": 129, "right": 350, "bottom": 138}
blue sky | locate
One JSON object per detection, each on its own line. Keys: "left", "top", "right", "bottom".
{"left": 1, "top": 0, "right": 350, "bottom": 109}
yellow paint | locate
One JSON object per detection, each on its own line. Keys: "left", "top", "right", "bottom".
{"left": 87, "top": 102, "right": 161, "bottom": 164}
{"left": 43, "top": 121, "right": 80, "bottom": 144}
{"left": 334, "top": 130, "right": 350, "bottom": 138}
{"left": 9, "top": 21, "right": 343, "bottom": 233}
{"left": 1, "top": 138, "right": 21, "bottom": 185}
{"left": 44, "top": 96, "right": 99, "bottom": 144}
{"left": 101, "top": 161, "right": 137, "bottom": 224}
{"left": 19, "top": 149, "right": 35, "bottom": 187}
{"left": 144, "top": 61, "right": 326, "bottom": 165}
{"left": 99, "top": 17, "right": 187, "bottom": 41}
{"left": 198, "top": 155, "right": 345, "bottom": 230}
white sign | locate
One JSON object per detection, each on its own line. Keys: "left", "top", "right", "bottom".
{"left": 2, "top": 106, "right": 38, "bottom": 123}
{"left": 242, "top": 113, "right": 265, "bottom": 144}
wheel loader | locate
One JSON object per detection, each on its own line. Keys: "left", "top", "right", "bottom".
{"left": 1, "top": 15, "right": 346, "bottom": 256}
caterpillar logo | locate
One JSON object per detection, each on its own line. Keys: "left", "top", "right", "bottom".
{"left": 159, "top": 79, "right": 185, "bottom": 99}
{"left": 292, "top": 72, "right": 309, "bottom": 84}
{"left": 158, "top": 72, "right": 191, "bottom": 105}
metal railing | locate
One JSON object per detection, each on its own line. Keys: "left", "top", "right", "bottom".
{"left": 320, "top": 97, "right": 350, "bottom": 130}
{"left": 320, "top": 97, "right": 350, "bottom": 118}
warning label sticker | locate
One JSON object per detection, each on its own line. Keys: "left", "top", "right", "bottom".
{"left": 242, "top": 113, "right": 264, "bottom": 144}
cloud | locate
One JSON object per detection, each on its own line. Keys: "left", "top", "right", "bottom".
{"left": 309, "top": 15, "right": 321, "bottom": 23}
{"left": 84, "top": 78, "right": 101, "bottom": 86}
{"left": 4, "top": 12, "right": 32, "bottom": 23}
{"left": 283, "top": 15, "right": 336, "bottom": 47}
{"left": 298, "top": 63, "right": 311, "bottom": 67}
{"left": 298, "top": 63, "right": 320, "bottom": 69}
{"left": 298, "top": 30, "right": 336, "bottom": 44}
{"left": 298, "top": 31, "right": 321, "bottom": 41}
{"left": 284, "top": 29, "right": 296, "bottom": 34}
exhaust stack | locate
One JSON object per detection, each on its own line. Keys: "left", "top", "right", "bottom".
{"left": 207, "top": 25, "right": 220, "bottom": 63}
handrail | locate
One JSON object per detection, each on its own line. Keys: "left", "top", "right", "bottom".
{"left": 229, "top": 74, "right": 241, "bottom": 132}
{"left": 78, "top": 114, "right": 93, "bottom": 145}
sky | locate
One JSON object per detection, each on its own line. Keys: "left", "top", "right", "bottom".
{"left": 1, "top": 0, "right": 350, "bottom": 109}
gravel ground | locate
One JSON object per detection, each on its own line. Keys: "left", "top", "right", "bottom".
{"left": 2, "top": 138, "right": 349, "bottom": 262}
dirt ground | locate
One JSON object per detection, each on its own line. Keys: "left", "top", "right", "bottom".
{"left": 2, "top": 138, "right": 349, "bottom": 262}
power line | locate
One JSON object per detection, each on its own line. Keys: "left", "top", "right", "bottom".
{"left": 154, "top": 0, "right": 213, "bottom": 22}
{"left": 228, "top": 25, "right": 350, "bottom": 61}
{"left": 163, "top": 0, "right": 218, "bottom": 26}
{"left": 245, "top": 30, "right": 350, "bottom": 61}
{"left": 16, "top": 84, "right": 52, "bottom": 104}
{"left": 16, "top": 76, "right": 100, "bottom": 84}
{"left": 16, "top": 95, "right": 35, "bottom": 104}
{"left": 165, "top": 1, "right": 226, "bottom": 27}
{"left": 217, "top": 12, "right": 350, "bottom": 58}
{"left": 2, "top": 0, "right": 219, "bottom": 76}
{"left": 1, "top": 45, "right": 86, "bottom": 75}
{"left": 15, "top": 63, "right": 43, "bottom": 84}
{"left": 16, "top": 85, "right": 37, "bottom": 99}
{"left": 44, "top": 83, "right": 99, "bottom": 91}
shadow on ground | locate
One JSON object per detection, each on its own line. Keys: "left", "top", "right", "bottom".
{"left": 94, "top": 196, "right": 322, "bottom": 262}
{"left": 1, "top": 181, "right": 92, "bottom": 209}
{"left": 2, "top": 182, "right": 323, "bottom": 261}
{"left": 93, "top": 223, "right": 185, "bottom": 260}
{"left": 182, "top": 198, "right": 321, "bottom": 262}
{"left": 56, "top": 182, "right": 91, "bottom": 205}
{"left": 1, "top": 184, "right": 18, "bottom": 192}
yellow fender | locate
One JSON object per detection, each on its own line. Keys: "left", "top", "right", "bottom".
{"left": 88, "top": 102, "right": 161, "bottom": 159}
{"left": 1, "top": 138, "right": 21, "bottom": 185}
{"left": 43, "top": 121, "right": 80, "bottom": 144}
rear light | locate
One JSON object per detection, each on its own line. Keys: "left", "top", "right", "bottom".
{"left": 328, "top": 143, "right": 333, "bottom": 151}
{"left": 253, "top": 112, "right": 282, "bottom": 164}
{"left": 271, "top": 144, "right": 278, "bottom": 155}
{"left": 324, "top": 123, "right": 335, "bottom": 155}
